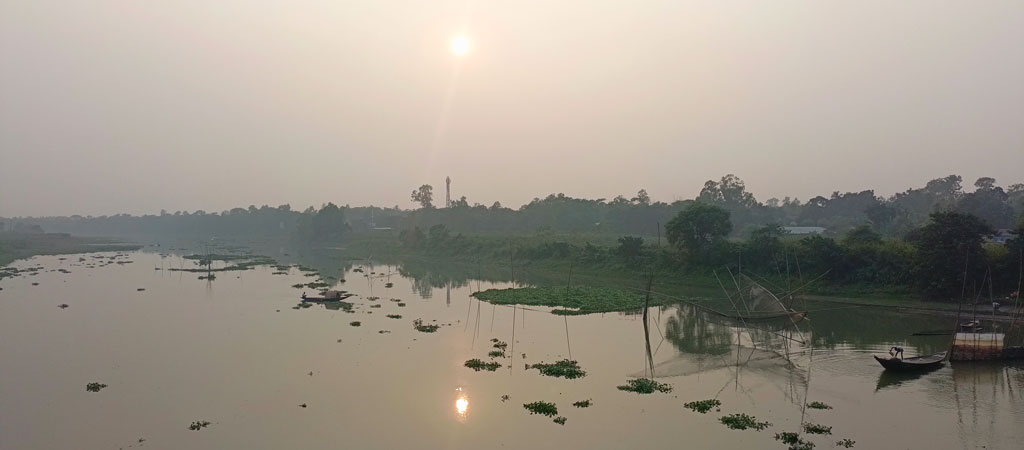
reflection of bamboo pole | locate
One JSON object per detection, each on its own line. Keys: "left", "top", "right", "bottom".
{"left": 564, "top": 259, "right": 574, "bottom": 359}
{"left": 643, "top": 272, "right": 655, "bottom": 377}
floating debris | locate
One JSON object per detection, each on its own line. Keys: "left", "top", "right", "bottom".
{"left": 58, "top": 304, "right": 69, "bottom": 309}
{"left": 617, "top": 378, "right": 671, "bottom": 394}
{"left": 803, "top": 423, "right": 832, "bottom": 435}
{"left": 488, "top": 350, "right": 505, "bottom": 358}
{"left": 529, "top": 359, "right": 586, "bottom": 379}
{"left": 720, "top": 413, "right": 771, "bottom": 431}
{"left": 553, "top": 416, "right": 567, "bottom": 425}
{"left": 465, "top": 359, "right": 502, "bottom": 372}
{"left": 136, "top": 288, "right": 145, "bottom": 291}
{"left": 491, "top": 339, "right": 508, "bottom": 351}
{"left": 350, "top": 321, "right": 362, "bottom": 327}
{"left": 806, "top": 401, "right": 833, "bottom": 410}
{"left": 523, "top": 401, "right": 558, "bottom": 417}
{"left": 572, "top": 399, "right": 592, "bottom": 408}
{"left": 684, "top": 399, "right": 722, "bottom": 414}
{"left": 370, "top": 304, "right": 381, "bottom": 309}
{"left": 86, "top": 382, "right": 107, "bottom": 392}
{"left": 397, "top": 303, "right": 406, "bottom": 307}
{"left": 500, "top": 394, "right": 510, "bottom": 402}
{"left": 300, "top": 403, "right": 308, "bottom": 408}
{"left": 385, "top": 283, "right": 394, "bottom": 288}
{"left": 291, "top": 283, "right": 305, "bottom": 289}
{"left": 188, "top": 420, "right": 211, "bottom": 431}
{"left": 378, "top": 330, "right": 391, "bottom": 334}
{"left": 31, "top": 282, "right": 39, "bottom": 286}
{"left": 775, "top": 432, "right": 815, "bottom": 449}
{"left": 386, "top": 314, "right": 402, "bottom": 319}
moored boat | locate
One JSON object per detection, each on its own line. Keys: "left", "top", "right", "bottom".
{"left": 874, "top": 351, "right": 946, "bottom": 372}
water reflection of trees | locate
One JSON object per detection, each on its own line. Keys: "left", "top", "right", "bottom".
{"left": 664, "top": 305, "right": 734, "bottom": 356}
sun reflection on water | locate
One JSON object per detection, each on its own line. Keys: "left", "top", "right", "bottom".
{"left": 455, "top": 387, "right": 469, "bottom": 421}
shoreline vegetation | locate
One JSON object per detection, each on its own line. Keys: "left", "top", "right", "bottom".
{"left": 0, "top": 231, "right": 141, "bottom": 267}
{"left": 3, "top": 173, "right": 1021, "bottom": 312}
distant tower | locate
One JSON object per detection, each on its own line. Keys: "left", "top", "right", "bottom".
{"left": 446, "top": 176, "right": 451, "bottom": 208}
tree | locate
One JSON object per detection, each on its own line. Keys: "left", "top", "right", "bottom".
{"left": 616, "top": 236, "right": 644, "bottom": 262}
{"left": 632, "top": 189, "right": 651, "bottom": 205}
{"left": 665, "top": 203, "right": 732, "bottom": 256}
{"left": 956, "top": 177, "right": 1015, "bottom": 228}
{"left": 411, "top": 184, "right": 434, "bottom": 209}
{"left": 698, "top": 174, "right": 758, "bottom": 208}
{"left": 909, "top": 211, "right": 994, "bottom": 300}
{"left": 842, "top": 225, "right": 882, "bottom": 247}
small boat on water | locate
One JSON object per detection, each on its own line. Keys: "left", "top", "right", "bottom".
{"left": 301, "top": 290, "right": 353, "bottom": 302}
{"left": 873, "top": 351, "right": 946, "bottom": 372}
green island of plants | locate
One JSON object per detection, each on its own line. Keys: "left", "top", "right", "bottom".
{"left": 720, "top": 413, "right": 771, "bottom": 431}
{"left": 86, "top": 382, "right": 108, "bottom": 392}
{"left": 188, "top": 420, "right": 211, "bottom": 431}
{"left": 523, "top": 401, "right": 558, "bottom": 417}
{"left": 806, "top": 401, "right": 833, "bottom": 410}
{"left": 465, "top": 359, "right": 503, "bottom": 371}
{"left": 472, "top": 286, "right": 652, "bottom": 315}
{"left": 775, "top": 432, "right": 815, "bottom": 450}
{"left": 529, "top": 359, "right": 586, "bottom": 379}
{"left": 617, "top": 378, "right": 672, "bottom": 394}
{"left": 572, "top": 399, "right": 592, "bottom": 408}
{"left": 413, "top": 319, "right": 440, "bottom": 333}
{"left": 803, "top": 423, "right": 832, "bottom": 435}
{"left": 684, "top": 399, "right": 722, "bottom": 414}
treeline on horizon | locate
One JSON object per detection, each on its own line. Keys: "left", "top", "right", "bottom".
{"left": 4, "top": 173, "right": 1023, "bottom": 301}
{"left": 6, "top": 173, "right": 1023, "bottom": 238}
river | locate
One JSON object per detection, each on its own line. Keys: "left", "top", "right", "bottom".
{"left": 1, "top": 251, "right": 1021, "bottom": 449}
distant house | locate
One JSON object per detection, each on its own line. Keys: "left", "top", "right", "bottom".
{"left": 783, "top": 226, "right": 826, "bottom": 235}
{"left": 992, "top": 229, "right": 1016, "bottom": 244}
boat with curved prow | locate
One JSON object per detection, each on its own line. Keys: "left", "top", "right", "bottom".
{"left": 873, "top": 351, "right": 946, "bottom": 372}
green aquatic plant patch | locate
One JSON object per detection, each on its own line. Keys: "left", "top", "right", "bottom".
{"left": 802, "top": 423, "right": 831, "bottom": 435}
{"left": 465, "top": 359, "right": 502, "bottom": 371}
{"left": 572, "top": 399, "right": 592, "bottom": 408}
{"left": 617, "top": 378, "right": 672, "bottom": 394}
{"left": 720, "top": 413, "right": 771, "bottom": 431}
{"left": 523, "top": 401, "right": 558, "bottom": 417}
{"left": 413, "top": 319, "right": 440, "bottom": 333}
{"left": 188, "top": 420, "right": 211, "bottom": 431}
{"left": 472, "top": 286, "right": 652, "bottom": 315}
{"left": 86, "top": 382, "right": 107, "bottom": 392}
{"left": 683, "top": 399, "right": 721, "bottom": 414}
{"left": 806, "top": 401, "right": 832, "bottom": 410}
{"left": 529, "top": 359, "right": 586, "bottom": 379}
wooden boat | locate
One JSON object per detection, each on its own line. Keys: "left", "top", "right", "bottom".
{"left": 301, "top": 290, "right": 352, "bottom": 302}
{"left": 873, "top": 351, "right": 946, "bottom": 372}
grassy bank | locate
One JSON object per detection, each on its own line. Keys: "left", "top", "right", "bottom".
{"left": 0, "top": 232, "right": 141, "bottom": 267}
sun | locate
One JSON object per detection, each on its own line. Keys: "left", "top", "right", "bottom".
{"left": 450, "top": 35, "right": 471, "bottom": 56}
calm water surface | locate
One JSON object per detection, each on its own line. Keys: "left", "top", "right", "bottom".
{"left": 1, "top": 251, "right": 1022, "bottom": 449}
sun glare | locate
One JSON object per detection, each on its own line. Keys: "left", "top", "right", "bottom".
{"left": 450, "top": 35, "right": 471, "bottom": 56}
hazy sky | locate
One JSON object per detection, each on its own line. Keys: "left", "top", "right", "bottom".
{"left": 2, "top": 1, "right": 1022, "bottom": 217}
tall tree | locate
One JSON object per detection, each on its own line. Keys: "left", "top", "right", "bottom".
{"left": 411, "top": 184, "right": 434, "bottom": 209}
{"left": 665, "top": 203, "right": 732, "bottom": 256}
{"left": 908, "top": 211, "right": 994, "bottom": 300}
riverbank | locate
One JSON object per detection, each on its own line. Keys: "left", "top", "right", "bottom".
{"left": 0, "top": 232, "right": 141, "bottom": 267}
